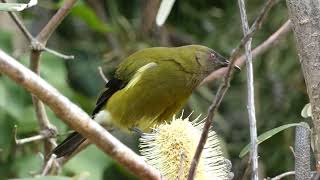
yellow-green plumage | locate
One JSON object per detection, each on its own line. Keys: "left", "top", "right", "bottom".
{"left": 52, "top": 45, "right": 229, "bottom": 157}
{"left": 107, "top": 46, "right": 212, "bottom": 131}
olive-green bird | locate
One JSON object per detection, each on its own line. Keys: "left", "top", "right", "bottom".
{"left": 53, "top": 45, "right": 232, "bottom": 158}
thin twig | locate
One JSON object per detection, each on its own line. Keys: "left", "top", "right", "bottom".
{"left": 43, "top": 47, "right": 74, "bottom": 60}
{"left": 28, "top": 0, "right": 79, "bottom": 161}
{"left": 16, "top": 134, "right": 47, "bottom": 145}
{"left": 29, "top": 86, "right": 57, "bottom": 157}
{"left": 187, "top": 0, "right": 277, "bottom": 179}
{"left": 238, "top": 0, "right": 258, "bottom": 179}
{"left": 139, "top": 0, "right": 160, "bottom": 38}
{"left": 41, "top": 154, "right": 57, "bottom": 176}
{"left": 266, "top": 171, "right": 295, "bottom": 180}
{"left": 0, "top": 0, "right": 33, "bottom": 41}
{"left": 1, "top": 0, "right": 74, "bottom": 60}
{"left": 0, "top": 50, "right": 161, "bottom": 179}
{"left": 202, "top": 20, "right": 291, "bottom": 84}
{"left": 178, "top": 151, "right": 186, "bottom": 180}
{"left": 98, "top": 66, "right": 109, "bottom": 83}
{"left": 36, "top": 0, "right": 78, "bottom": 44}
{"left": 14, "top": 125, "right": 57, "bottom": 145}
{"left": 241, "top": 158, "right": 252, "bottom": 180}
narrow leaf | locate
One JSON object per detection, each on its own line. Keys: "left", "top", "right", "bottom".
{"left": 239, "top": 123, "right": 309, "bottom": 158}
{"left": 71, "top": 4, "right": 113, "bottom": 33}
{"left": 156, "top": 0, "right": 176, "bottom": 26}
{"left": 0, "top": 0, "right": 37, "bottom": 11}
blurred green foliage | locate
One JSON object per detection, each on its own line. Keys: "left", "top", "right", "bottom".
{"left": 0, "top": 0, "right": 309, "bottom": 179}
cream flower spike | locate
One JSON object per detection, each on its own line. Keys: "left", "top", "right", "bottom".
{"left": 139, "top": 112, "right": 232, "bottom": 180}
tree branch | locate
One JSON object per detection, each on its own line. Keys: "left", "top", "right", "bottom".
{"left": 238, "top": 0, "right": 258, "bottom": 179}
{"left": 286, "top": 0, "right": 320, "bottom": 171}
{"left": 267, "top": 171, "right": 295, "bottom": 180}
{"left": 1, "top": 0, "right": 74, "bottom": 60}
{"left": 13, "top": 125, "right": 56, "bottom": 145}
{"left": 139, "top": 0, "right": 160, "bottom": 38}
{"left": 0, "top": 0, "right": 33, "bottom": 41}
{"left": 202, "top": 20, "right": 291, "bottom": 84}
{"left": 30, "top": 50, "right": 57, "bottom": 158}
{"left": 0, "top": 49, "right": 161, "bottom": 180}
{"left": 36, "top": 0, "right": 78, "bottom": 45}
{"left": 295, "top": 123, "right": 311, "bottom": 179}
{"left": 28, "top": 0, "right": 79, "bottom": 159}
{"left": 187, "top": 0, "right": 277, "bottom": 179}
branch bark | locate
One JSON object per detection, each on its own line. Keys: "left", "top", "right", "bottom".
{"left": 0, "top": 50, "right": 161, "bottom": 180}
{"left": 202, "top": 20, "right": 291, "bottom": 84}
{"left": 139, "top": 0, "right": 160, "bottom": 38}
{"left": 286, "top": 0, "right": 320, "bottom": 171}
{"left": 238, "top": 0, "right": 258, "bottom": 179}
{"left": 295, "top": 123, "right": 311, "bottom": 179}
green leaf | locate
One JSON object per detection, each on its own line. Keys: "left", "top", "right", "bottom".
{"left": 0, "top": 78, "right": 35, "bottom": 124}
{"left": 11, "top": 154, "right": 42, "bottom": 178}
{"left": 0, "top": 0, "right": 37, "bottom": 11}
{"left": 301, "top": 103, "right": 312, "bottom": 118}
{"left": 10, "top": 176, "right": 70, "bottom": 180}
{"left": 71, "top": 4, "right": 113, "bottom": 33}
{"left": 0, "top": 30, "right": 13, "bottom": 52}
{"left": 63, "top": 145, "right": 112, "bottom": 180}
{"left": 0, "top": 82, "right": 6, "bottom": 108}
{"left": 239, "top": 123, "right": 309, "bottom": 158}
{"left": 0, "top": 112, "right": 15, "bottom": 161}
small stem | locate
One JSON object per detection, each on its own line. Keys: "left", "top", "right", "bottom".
{"left": 30, "top": 50, "right": 57, "bottom": 157}
{"left": 268, "top": 171, "right": 295, "bottom": 180}
{"left": 187, "top": 0, "right": 277, "bottom": 179}
{"left": 238, "top": 0, "right": 258, "bottom": 179}
{"left": 28, "top": 0, "right": 79, "bottom": 161}
{"left": 178, "top": 151, "right": 186, "bottom": 180}
{"left": 41, "top": 154, "right": 57, "bottom": 176}
{"left": 202, "top": 20, "right": 291, "bottom": 84}
{"left": 36, "top": 0, "right": 78, "bottom": 45}
{"left": 43, "top": 47, "right": 74, "bottom": 60}
{"left": 0, "top": 0, "right": 34, "bottom": 41}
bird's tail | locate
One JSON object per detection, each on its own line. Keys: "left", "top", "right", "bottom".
{"left": 52, "top": 132, "right": 86, "bottom": 158}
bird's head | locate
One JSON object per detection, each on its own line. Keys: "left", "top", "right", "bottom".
{"left": 177, "top": 45, "right": 240, "bottom": 75}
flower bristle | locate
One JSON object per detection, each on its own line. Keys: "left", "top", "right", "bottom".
{"left": 139, "top": 113, "right": 231, "bottom": 180}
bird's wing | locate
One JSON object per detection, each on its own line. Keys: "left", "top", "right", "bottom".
{"left": 123, "top": 62, "right": 158, "bottom": 90}
{"left": 52, "top": 77, "right": 124, "bottom": 158}
{"left": 92, "top": 62, "right": 157, "bottom": 116}
{"left": 92, "top": 78, "right": 124, "bottom": 116}
{"left": 53, "top": 62, "right": 158, "bottom": 157}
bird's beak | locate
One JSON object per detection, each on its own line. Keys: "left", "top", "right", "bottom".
{"left": 218, "top": 55, "right": 241, "bottom": 71}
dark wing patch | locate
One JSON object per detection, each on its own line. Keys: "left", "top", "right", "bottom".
{"left": 52, "top": 132, "right": 86, "bottom": 158}
{"left": 92, "top": 78, "right": 124, "bottom": 116}
{"left": 52, "top": 78, "right": 124, "bottom": 158}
